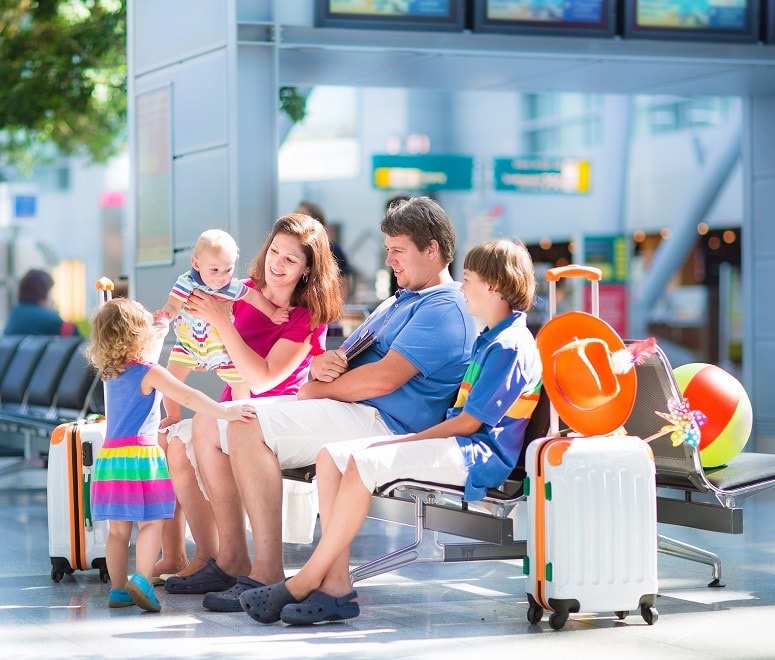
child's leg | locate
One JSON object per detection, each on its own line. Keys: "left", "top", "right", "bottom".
{"left": 164, "top": 362, "right": 193, "bottom": 421}
{"left": 134, "top": 519, "right": 165, "bottom": 581}
{"left": 106, "top": 520, "right": 133, "bottom": 590}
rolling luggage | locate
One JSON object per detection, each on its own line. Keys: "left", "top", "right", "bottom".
{"left": 47, "top": 277, "right": 113, "bottom": 583}
{"left": 47, "top": 419, "right": 110, "bottom": 582}
{"left": 523, "top": 265, "right": 658, "bottom": 630}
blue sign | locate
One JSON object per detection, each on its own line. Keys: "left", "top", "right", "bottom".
{"left": 372, "top": 154, "right": 474, "bottom": 191}
{"left": 14, "top": 194, "right": 37, "bottom": 220}
{"left": 494, "top": 157, "right": 591, "bottom": 194}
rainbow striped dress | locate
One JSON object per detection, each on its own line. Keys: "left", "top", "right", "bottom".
{"left": 91, "top": 362, "right": 175, "bottom": 522}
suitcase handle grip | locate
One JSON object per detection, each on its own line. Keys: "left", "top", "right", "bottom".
{"left": 96, "top": 277, "right": 114, "bottom": 292}
{"left": 546, "top": 265, "right": 602, "bottom": 283}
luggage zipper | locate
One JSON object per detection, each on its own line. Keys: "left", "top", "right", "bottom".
{"left": 69, "top": 423, "right": 86, "bottom": 570}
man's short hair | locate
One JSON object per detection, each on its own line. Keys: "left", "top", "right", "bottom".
{"left": 380, "top": 196, "right": 456, "bottom": 265}
{"left": 18, "top": 269, "right": 54, "bottom": 303}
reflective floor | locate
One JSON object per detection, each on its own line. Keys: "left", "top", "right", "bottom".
{"left": 2, "top": 459, "right": 775, "bottom": 659}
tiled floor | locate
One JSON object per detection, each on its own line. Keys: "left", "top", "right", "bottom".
{"left": 2, "top": 459, "right": 775, "bottom": 659}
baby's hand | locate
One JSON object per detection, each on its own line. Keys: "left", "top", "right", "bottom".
{"left": 153, "top": 309, "right": 172, "bottom": 324}
{"left": 225, "top": 404, "right": 257, "bottom": 422}
{"left": 270, "top": 306, "right": 290, "bottom": 325}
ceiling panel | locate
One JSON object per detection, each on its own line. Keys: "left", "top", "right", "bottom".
{"left": 273, "top": 26, "right": 775, "bottom": 97}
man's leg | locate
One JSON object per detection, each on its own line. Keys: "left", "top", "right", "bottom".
{"left": 193, "top": 414, "right": 252, "bottom": 578}
{"left": 226, "top": 417, "right": 286, "bottom": 585}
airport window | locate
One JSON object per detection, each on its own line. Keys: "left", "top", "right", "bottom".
{"left": 278, "top": 86, "right": 360, "bottom": 182}
{"left": 520, "top": 93, "right": 603, "bottom": 154}
{"left": 634, "top": 96, "right": 738, "bottom": 136}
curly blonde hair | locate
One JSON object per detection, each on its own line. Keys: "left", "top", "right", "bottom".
{"left": 84, "top": 298, "right": 156, "bottom": 380}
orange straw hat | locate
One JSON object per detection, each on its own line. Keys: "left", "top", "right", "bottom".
{"left": 537, "top": 311, "right": 643, "bottom": 436}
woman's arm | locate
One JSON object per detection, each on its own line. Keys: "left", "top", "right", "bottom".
{"left": 185, "top": 289, "right": 312, "bottom": 395}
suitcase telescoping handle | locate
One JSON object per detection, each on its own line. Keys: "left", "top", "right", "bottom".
{"left": 545, "top": 265, "right": 602, "bottom": 319}
{"left": 544, "top": 265, "right": 603, "bottom": 435}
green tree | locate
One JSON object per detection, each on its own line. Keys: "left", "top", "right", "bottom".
{"left": 0, "top": 0, "right": 126, "bottom": 168}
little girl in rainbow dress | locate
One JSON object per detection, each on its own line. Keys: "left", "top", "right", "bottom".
{"left": 85, "top": 297, "right": 256, "bottom": 612}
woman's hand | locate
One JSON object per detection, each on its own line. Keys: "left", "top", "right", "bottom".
{"left": 185, "top": 289, "right": 233, "bottom": 328}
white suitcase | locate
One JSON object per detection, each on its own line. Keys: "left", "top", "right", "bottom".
{"left": 47, "top": 419, "right": 110, "bottom": 582}
{"left": 47, "top": 281, "right": 113, "bottom": 583}
{"left": 523, "top": 434, "right": 659, "bottom": 629}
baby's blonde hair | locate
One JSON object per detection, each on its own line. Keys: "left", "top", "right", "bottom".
{"left": 194, "top": 229, "right": 239, "bottom": 261}
{"left": 84, "top": 298, "right": 156, "bottom": 380}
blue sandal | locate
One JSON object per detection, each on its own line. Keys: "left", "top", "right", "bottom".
{"left": 108, "top": 588, "right": 135, "bottom": 608}
{"left": 239, "top": 580, "right": 300, "bottom": 624}
{"left": 280, "top": 590, "right": 360, "bottom": 625}
{"left": 125, "top": 573, "right": 161, "bottom": 613}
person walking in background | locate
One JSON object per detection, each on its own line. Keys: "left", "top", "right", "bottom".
{"left": 3, "top": 268, "right": 80, "bottom": 336}
{"left": 295, "top": 200, "right": 352, "bottom": 302}
{"left": 85, "top": 297, "right": 257, "bottom": 612}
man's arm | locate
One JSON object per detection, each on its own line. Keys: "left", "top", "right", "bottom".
{"left": 298, "top": 349, "right": 418, "bottom": 402}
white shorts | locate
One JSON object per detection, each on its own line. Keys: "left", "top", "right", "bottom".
{"left": 248, "top": 398, "right": 393, "bottom": 469}
{"left": 323, "top": 435, "right": 468, "bottom": 493}
{"left": 164, "top": 395, "right": 296, "bottom": 497}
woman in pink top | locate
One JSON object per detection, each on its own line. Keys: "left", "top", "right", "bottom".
{"left": 158, "top": 214, "right": 342, "bottom": 588}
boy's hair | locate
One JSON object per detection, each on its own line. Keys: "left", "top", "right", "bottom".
{"left": 84, "top": 298, "right": 156, "bottom": 380}
{"left": 464, "top": 239, "right": 536, "bottom": 312}
{"left": 193, "top": 229, "right": 239, "bottom": 261}
{"left": 249, "top": 213, "right": 343, "bottom": 327}
{"left": 380, "top": 196, "right": 456, "bottom": 266}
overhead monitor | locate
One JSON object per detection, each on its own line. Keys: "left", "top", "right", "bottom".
{"left": 471, "top": 0, "right": 616, "bottom": 37}
{"left": 314, "top": 0, "right": 466, "bottom": 32}
{"left": 621, "top": 0, "right": 761, "bottom": 43}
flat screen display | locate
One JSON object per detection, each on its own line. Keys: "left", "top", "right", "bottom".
{"left": 472, "top": 0, "right": 616, "bottom": 37}
{"left": 622, "top": 0, "right": 761, "bottom": 42}
{"left": 314, "top": 0, "right": 466, "bottom": 32}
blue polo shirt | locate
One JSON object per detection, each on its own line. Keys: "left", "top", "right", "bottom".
{"left": 452, "top": 312, "right": 542, "bottom": 501}
{"left": 343, "top": 282, "right": 475, "bottom": 434}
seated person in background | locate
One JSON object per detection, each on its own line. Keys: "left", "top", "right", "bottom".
{"left": 239, "top": 238, "right": 543, "bottom": 625}
{"left": 4, "top": 268, "right": 80, "bottom": 337}
{"left": 190, "top": 196, "right": 477, "bottom": 613}
{"left": 295, "top": 200, "right": 352, "bottom": 302}
{"left": 154, "top": 229, "right": 289, "bottom": 419}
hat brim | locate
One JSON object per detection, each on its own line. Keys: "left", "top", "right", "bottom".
{"left": 536, "top": 311, "right": 636, "bottom": 436}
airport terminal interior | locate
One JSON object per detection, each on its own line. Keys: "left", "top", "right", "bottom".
{"left": 3, "top": 1, "right": 775, "bottom": 658}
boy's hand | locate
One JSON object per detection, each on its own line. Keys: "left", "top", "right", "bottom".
{"left": 270, "top": 306, "right": 290, "bottom": 325}
{"left": 224, "top": 404, "right": 257, "bottom": 422}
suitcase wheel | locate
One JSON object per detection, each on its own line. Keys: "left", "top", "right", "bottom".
{"left": 549, "top": 611, "right": 568, "bottom": 630}
{"left": 615, "top": 610, "right": 628, "bottom": 620}
{"left": 527, "top": 604, "right": 543, "bottom": 625}
{"left": 94, "top": 558, "right": 110, "bottom": 584}
{"left": 50, "top": 557, "right": 73, "bottom": 583}
{"left": 640, "top": 604, "right": 658, "bottom": 625}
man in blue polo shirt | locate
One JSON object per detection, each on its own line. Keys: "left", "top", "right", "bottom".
{"left": 187, "top": 196, "right": 476, "bottom": 612}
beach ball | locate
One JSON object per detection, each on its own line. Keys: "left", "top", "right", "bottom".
{"left": 673, "top": 363, "right": 752, "bottom": 468}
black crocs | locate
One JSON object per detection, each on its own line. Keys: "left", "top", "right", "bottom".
{"left": 239, "top": 580, "right": 300, "bottom": 624}
{"left": 280, "top": 589, "right": 360, "bottom": 625}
